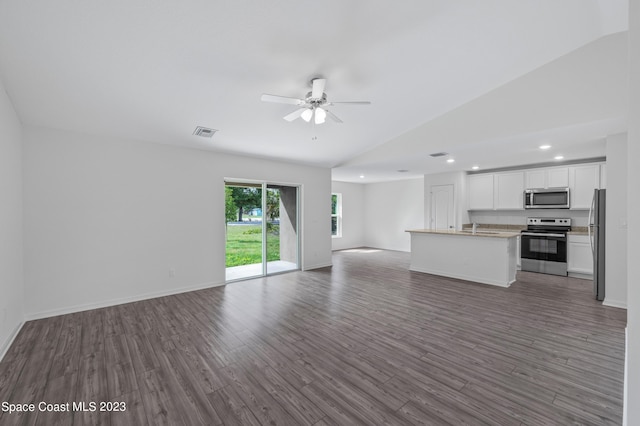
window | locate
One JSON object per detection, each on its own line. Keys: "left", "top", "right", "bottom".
{"left": 331, "top": 193, "right": 342, "bottom": 237}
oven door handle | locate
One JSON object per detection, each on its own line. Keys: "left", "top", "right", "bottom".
{"left": 521, "top": 232, "right": 566, "bottom": 238}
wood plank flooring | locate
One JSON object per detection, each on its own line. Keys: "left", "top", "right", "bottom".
{"left": 0, "top": 249, "right": 626, "bottom": 425}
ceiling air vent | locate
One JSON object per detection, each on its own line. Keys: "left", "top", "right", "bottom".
{"left": 429, "top": 152, "right": 449, "bottom": 158}
{"left": 193, "top": 126, "right": 218, "bottom": 138}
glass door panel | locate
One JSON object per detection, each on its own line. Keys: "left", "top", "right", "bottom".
{"left": 225, "top": 182, "right": 264, "bottom": 281}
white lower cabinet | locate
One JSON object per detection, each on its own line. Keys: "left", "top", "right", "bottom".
{"left": 567, "top": 234, "right": 593, "bottom": 277}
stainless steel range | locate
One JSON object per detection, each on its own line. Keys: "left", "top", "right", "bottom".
{"left": 521, "top": 217, "right": 571, "bottom": 276}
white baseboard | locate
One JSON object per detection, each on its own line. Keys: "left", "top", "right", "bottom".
{"left": 623, "top": 327, "right": 628, "bottom": 426}
{"left": 25, "top": 280, "right": 226, "bottom": 321}
{"left": 603, "top": 298, "right": 627, "bottom": 309}
{"left": 302, "top": 262, "right": 332, "bottom": 271}
{"left": 0, "top": 320, "right": 25, "bottom": 362}
{"left": 568, "top": 271, "right": 593, "bottom": 280}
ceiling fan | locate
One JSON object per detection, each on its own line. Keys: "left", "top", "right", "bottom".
{"left": 261, "top": 78, "right": 371, "bottom": 124}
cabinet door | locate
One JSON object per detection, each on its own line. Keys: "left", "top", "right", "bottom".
{"left": 569, "top": 165, "right": 600, "bottom": 209}
{"left": 547, "top": 167, "right": 569, "bottom": 188}
{"left": 494, "top": 172, "right": 524, "bottom": 210}
{"left": 525, "top": 170, "right": 546, "bottom": 189}
{"left": 568, "top": 235, "right": 593, "bottom": 275}
{"left": 468, "top": 174, "right": 494, "bottom": 210}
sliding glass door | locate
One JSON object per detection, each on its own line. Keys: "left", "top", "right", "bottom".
{"left": 225, "top": 180, "right": 299, "bottom": 281}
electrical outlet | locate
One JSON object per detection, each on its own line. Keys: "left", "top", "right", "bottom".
{"left": 169, "top": 268, "right": 175, "bottom": 278}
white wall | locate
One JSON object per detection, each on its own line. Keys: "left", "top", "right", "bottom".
{"left": 604, "top": 133, "right": 627, "bottom": 309}
{"left": 0, "top": 77, "right": 24, "bottom": 359}
{"left": 424, "top": 171, "right": 469, "bottom": 230}
{"left": 626, "top": 1, "right": 640, "bottom": 423}
{"left": 23, "top": 126, "right": 331, "bottom": 319}
{"left": 331, "top": 181, "right": 365, "bottom": 250}
{"left": 363, "top": 178, "right": 424, "bottom": 252}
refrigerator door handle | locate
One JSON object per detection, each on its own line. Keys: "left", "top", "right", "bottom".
{"left": 588, "top": 190, "right": 596, "bottom": 254}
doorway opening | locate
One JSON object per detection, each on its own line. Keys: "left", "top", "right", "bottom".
{"left": 225, "top": 180, "right": 299, "bottom": 281}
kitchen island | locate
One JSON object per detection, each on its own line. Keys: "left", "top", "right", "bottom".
{"left": 406, "top": 229, "right": 519, "bottom": 287}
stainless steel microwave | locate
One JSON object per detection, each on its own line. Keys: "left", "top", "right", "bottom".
{"left": 524, "top": 188, "right": 570, "bottom": 209}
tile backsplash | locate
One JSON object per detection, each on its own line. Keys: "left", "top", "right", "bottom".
{"left": 468, "top": 209, "right": 590, "bottom": 227}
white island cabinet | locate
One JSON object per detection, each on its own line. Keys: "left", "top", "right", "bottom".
{"left": 406, "top": 229, "right": 519, "bottom": 287}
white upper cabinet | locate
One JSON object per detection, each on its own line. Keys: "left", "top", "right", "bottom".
{"left": 525, "top": 169, "right": 546, "bottom": 189}
{"left": 569, "top": 164, "right": 601, "bottom": 209}
{"left": 468, "top": 174, "right": 494, "bottom": 210}
{"left": 467, "top": 162, "right": 604, "bottom": 211}
{"left": 547, "top": 167, "right": 570, "bottom": 188}
{"left": 600, "top": 164, "right": 607, "bottom": 189}
{"left": 494, "top": 171, "right": 524, "bottom": 210}
{"left": 525, "top": 167, "right": 568, "bottom": 189}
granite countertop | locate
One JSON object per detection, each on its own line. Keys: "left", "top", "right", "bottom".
{"left": 406, "top": 229, "right": 520, "bottom": 238}
{"left": 461, "top": 224, "right": 525, "bottom": 232}
{"left": 458, "top": 223, "right": 589, "bottom": 236}
{"left": 568, "top": 226, "right": 588, "bottom": 235}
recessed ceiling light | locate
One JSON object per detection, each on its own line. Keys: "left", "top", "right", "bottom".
{"left": 471, "top": 166, "right": 479, "bottom": 170}
{"left": 539, "top": 144, "right": 551, "bottom": 150}
{"left": 359, "top": 175, "right": 365, "bottom": 179}
{"left": 397, "top": 169, "right": 409, "bottom": 173}
{"left": 554, "top": 155, "right": 564, "bottom": 160}
{"left": 447, "top": 158, "right": 455, "bottom": 163}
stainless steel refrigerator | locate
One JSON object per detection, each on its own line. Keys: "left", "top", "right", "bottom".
{"left": 589, "top": 189, "right": 606, "bottom": 301}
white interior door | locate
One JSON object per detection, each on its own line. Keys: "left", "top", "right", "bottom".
{"left": 431, "top": 184, "right": 455, "bottom": 230}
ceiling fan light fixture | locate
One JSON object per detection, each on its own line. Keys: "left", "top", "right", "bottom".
{"left": 301, "top": 108, "right": 313, "bottom": 122}
{"left": 261, "top": 77, "right": 370, "bottom": 125}
{"left": 315, "top": 107, "right": 326, "bottom": 124}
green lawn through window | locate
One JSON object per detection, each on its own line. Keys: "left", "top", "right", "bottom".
{"left": 225, "top": 224, "right": 280, "bottom": 267}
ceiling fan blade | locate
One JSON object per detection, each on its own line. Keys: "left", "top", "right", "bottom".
{"left": 325, "top": 109, "right": 343, "bottom": 124}
{"left": 283, "top": 108, "right": 308, "bottom": 122}
{"left": 311, "top": 78, "right": 326, "bottom": 99}
{"left": 261, "top": 94, "right": 305, "bottom": 106}
{"left": 327, "top": 101, "right": 371, "bottom": 105}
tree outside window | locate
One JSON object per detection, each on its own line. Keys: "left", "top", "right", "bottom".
{"left": 331, "top": 193, "right": 342, "bottom": 237}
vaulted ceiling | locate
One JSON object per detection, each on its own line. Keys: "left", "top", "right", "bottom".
{"left": 0, "top": 1, "right": 629, "bottom": 182}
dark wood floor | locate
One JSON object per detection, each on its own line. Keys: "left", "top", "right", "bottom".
{"left": 0, "top": 249, "right": 626, "bottom": 425}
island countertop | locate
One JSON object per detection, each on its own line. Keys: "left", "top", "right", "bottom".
{"left": 406, "top": 229, "right": 520, "bottom": 238}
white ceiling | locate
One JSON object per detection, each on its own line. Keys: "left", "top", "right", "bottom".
{"left": 0, "top": 1, "right": 629, "bottom": 182}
